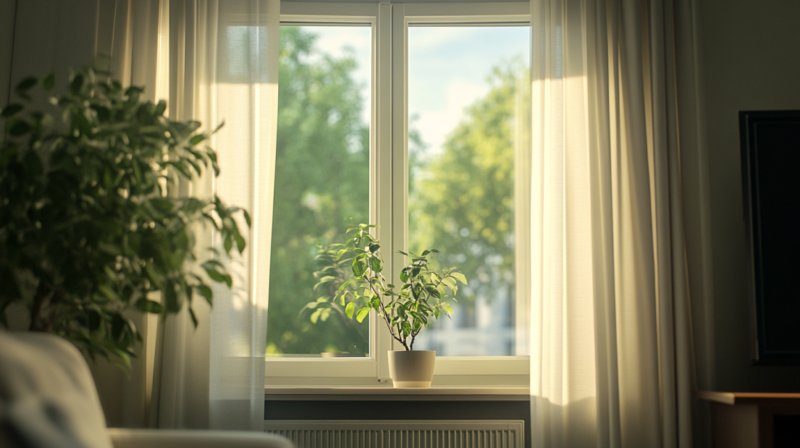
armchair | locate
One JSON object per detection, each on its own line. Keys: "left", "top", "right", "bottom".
{"left": 0, "top": 331, "right": 292, "bottom": 448}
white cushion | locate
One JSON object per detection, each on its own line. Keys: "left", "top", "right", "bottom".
{"left": 0, "top": 331, "right": 113, "bottom": 448}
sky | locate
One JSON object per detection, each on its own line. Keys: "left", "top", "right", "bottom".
{"left": 299, "top": 25, "right": 530, "bottom": 155}
{"left": 408, "top": 26, "right": 530, "bottom": 154}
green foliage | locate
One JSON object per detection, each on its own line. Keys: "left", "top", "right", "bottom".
{"left": 409, "top": 60, "right": 528, "bottom": 306}
{"left": 0, "top": 66, "right": 249, "bottom": 368}
{"left": 266, "top": 27, "right": 371, "bottom": 356}
{"left": 296, "top": 241, "right": 367, "bottom": 343}
{"left": 309, "top": 224, "right": 467, "bottom": 351}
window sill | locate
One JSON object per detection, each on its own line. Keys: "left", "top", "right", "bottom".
{"left": 264, "top": 386, "right": 530, "bottom": 401}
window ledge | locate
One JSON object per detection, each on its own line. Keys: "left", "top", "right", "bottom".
{"left": 264, "top": 386, "right": 530, "bottom": 401}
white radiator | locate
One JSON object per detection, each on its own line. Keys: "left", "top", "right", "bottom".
{"left": 263, "top": 420, "right": 524, "bottom": 448}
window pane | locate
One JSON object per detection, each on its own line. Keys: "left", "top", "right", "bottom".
{"left": 408, "top": 26, "right": 530, "bottom": 356}
{"left": 266, "top": 25, "right": 372, "bottom": 357}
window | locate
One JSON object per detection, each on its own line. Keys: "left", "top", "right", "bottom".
{"left": 266, "top": 24, "right": 372, "bottom": 359}
{"left": 265, "top": 2, "right": 530, "bottom": 387}
{"left": 407, "top": 24, "right": 529, "bottom": 357}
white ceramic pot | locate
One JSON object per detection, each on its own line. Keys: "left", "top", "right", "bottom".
{"left": 388, "top": 350, "right": 436, "bottom": 388}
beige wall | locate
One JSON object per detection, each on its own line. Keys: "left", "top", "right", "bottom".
{"left": 700, "top": 0, "right": 800, "bottom": 391}
{"left": 0, "top": 0, "right": 16, "bottom": 124}
{"left": 7, "top": 0, "right": 98, "bottom": 87}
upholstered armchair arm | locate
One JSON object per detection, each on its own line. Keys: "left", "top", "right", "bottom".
{"left": 107, "top": 428, "right": 294, "bottom": 448}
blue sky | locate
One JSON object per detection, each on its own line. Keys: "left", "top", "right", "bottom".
{"left": 301, "top": 25, "right": 530, "bottom": 155}
{"left": 408, "top": 26, "right": 530, "bottom": 153}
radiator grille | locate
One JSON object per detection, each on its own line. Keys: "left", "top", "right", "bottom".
{"left": 263, "top": 420, "right": 524, "bottom": 448}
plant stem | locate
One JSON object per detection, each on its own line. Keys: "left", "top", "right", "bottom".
{"left": 407, "top": 285, "right": 434, "bottom": 349}
{"left": 363, "top": 271, "right": 409, "bottom": 351}
{"left": 28, "top": 289, "right": 46, "bottom": 332}
{"left": 29, "top": 286, "right": 58, "bottom": 332}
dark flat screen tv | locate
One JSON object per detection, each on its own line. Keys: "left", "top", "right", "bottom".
{"left": 740, "top": 110, "right": 800, "bottom": 365}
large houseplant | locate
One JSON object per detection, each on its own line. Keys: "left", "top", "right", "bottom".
{"left": 306, "top": 223, "right": 467, "bottom": 387}
{"left": 0, "top": 66, "right": 249, "bottom": 368}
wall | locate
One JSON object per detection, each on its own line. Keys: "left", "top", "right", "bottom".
{"left": 0, "top": 0, "right": 16, "bottom": 118}
{"left": 1, "top": 0, "right": 99, "bottom": 132}
{"left": 701, "top": 0, "right": 800, "bottom": 391}
{"left": 5, "top": 0, "right": 98, "bottom": 95}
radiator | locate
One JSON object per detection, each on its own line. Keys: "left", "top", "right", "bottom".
{"left": 263, "top": 420, "right": 524, "bottom": 448}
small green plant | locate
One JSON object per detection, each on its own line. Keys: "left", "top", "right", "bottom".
{"left": 0, "top": 66, "right": 249, "bottom": 368}
{"left": 304, "top": 224, "right": 467, "bottom": 351}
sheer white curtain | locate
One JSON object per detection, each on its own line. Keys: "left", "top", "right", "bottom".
{"left": 528, "top": 0, "right": 714, "bottom": 447}
{"left": 95, "top": 0, "right": 167, "bottom": 428}
{"left": 100, "top": 0, "right": 279, "bottom": 431}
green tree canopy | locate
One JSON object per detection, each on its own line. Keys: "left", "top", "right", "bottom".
{"left": 409, "top": 60, "right": 529, "bottom": 307}
{"left": 266, "top": 27, "right": 370, "bottom": 356}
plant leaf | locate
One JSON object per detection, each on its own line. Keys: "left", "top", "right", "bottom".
{"left": 8, "top": 119, "right": 31, "bottom": 136}
{"left": 135, "top": 298, "right": 164, "bottom": 314}
{"left": 0, "top": 104, "right": 23, "bottom": 117}
{"left": 195, "top": 284, "right": 213, "bottom": 305}
{"left": 337, "top": 279, "right": 353, "bottom": 292}
{"left": 203, "top": 264, "right": 232, "bottom": 288}
{"left": 352, "top": 258, "right": 367, "bottom": 277}
{"left": 149, "top": 197, "right": 174, "bottom": 213}
{"left": 442, "top": 302, "right": 453, "bottom": 315}
{"left": 98, "top": 285, "right": 118, "bottom": 301}
{"left": 242, "top": 209, "right": 252, "bottom": 227}
{"left": 313, "top": 276, "right": 336, "bottom": 291}
{"left": 155, "top": 100, "right": 167, "bottom": 116}
{"left": 224, "top": 235, "right": 233, "bottom": 253}
{"left": 450, "top": 272, "right": 468, "bottom": 285}
{"left": 15, "top": 77, "right": 37, "bottom": 94}
{"left": 42, "top": 73, "right": 55, "bottom": 91}
{"left": 355, "top": 306, "right": 371, "bottom": 323}
{"left": 369, "top": 257, "right": 382, "bottom": 273}
{"left": 320, "top": 308, "right": 331, "bottom": 322}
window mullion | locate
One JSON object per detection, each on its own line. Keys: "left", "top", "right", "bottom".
{"left": 374, "top": 2, "right": 394, "bottom": 382}
{"left": 389, "top": 4, "right": 408, "bottom": 353}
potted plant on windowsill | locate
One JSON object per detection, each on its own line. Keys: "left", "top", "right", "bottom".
{"left": 306, "top": 223, "right": 467, "bottom": 388}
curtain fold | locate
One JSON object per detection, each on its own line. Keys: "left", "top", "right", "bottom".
{"left": 95, "top": 0, "right": 166, "bottom": 428}
{"left": 99, "top": 0, "right": 279, "bottom": 431}
{"left": 529, "top": 0, "right": 713, "bottom": 447}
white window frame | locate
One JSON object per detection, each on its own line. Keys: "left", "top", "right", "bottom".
{"left": 265, "top": 1, "right": 530, "bottom": 388}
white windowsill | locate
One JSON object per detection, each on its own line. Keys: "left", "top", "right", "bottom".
{"left": 264, "top": 386, "right": 530, "bottom": 401}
